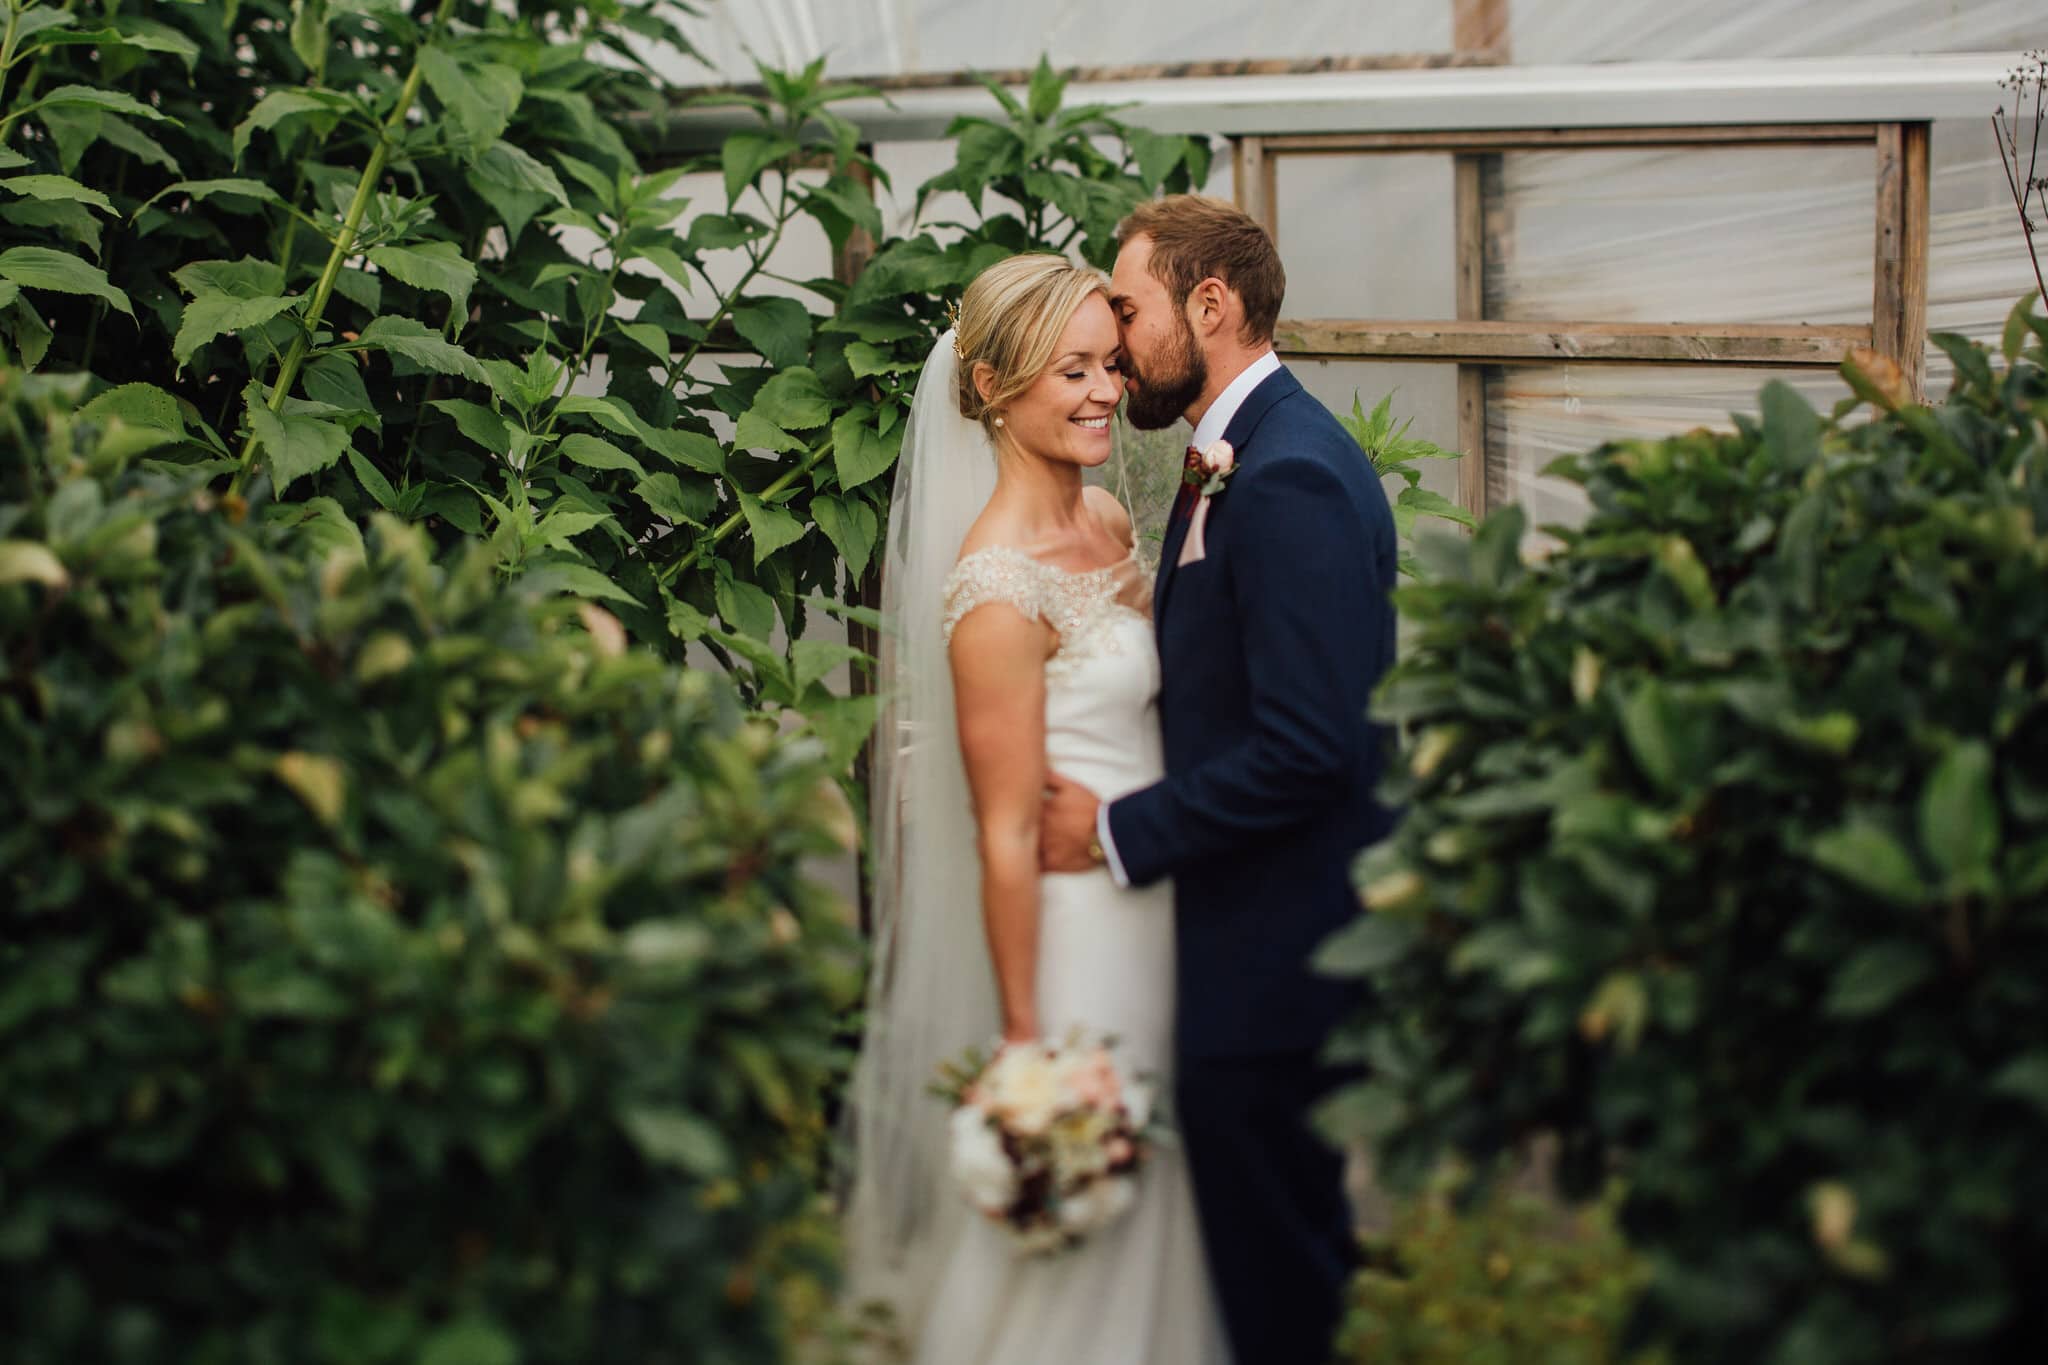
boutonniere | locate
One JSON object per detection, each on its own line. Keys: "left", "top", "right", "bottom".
{"left": 1175, "top": 441, "right": 1234, "bottom": 569}
{"left": 1184, "top": 439, "right": 1236, "bottom": 498}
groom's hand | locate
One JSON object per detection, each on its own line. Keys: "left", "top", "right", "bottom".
{"left": 1039, "top": 771, "right": 1104, "bottom": 873}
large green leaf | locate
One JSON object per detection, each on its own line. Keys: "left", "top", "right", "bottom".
{"left": 747, "top": 367, "right": 832, "bottom": 432}
{"left": 831, "top": 410, "right": 898, "bottom": 490}
{"left": 427, "top": 398, "right": 511, "bottom": 456}
{"left": 36, "top": 17, "right": 201, "bottom": 66}
{"left": 730, "top": 298, "right": 812, "bottom": 371}
{"left": 557, "top": 433, "right": 646, "bottom": 479}
{"left": 417, "top": 1317, "right": 519, "bottom": 1365}
{"left": 633, "top": 473, "right": 709, "bottom": 527}
{"left": 231, "top": 88, "right": 351, "bottom": 162}
{"left": 138, "top": 178, "right": 287, "bottom": 214}
{"left": 1919, "top": 740, "right": 1999, "bottom": 889}
{"left": 31, "top": 84, "right": 174, "bottom": 125}
{"left": 1313, "top": 913, "right": 1420, "bottom": 975}
{"left": 173, "top": 292, "right": 300, "bottom": 368}
{"left": 515, "top": 561, "right": 639, "bottom": 607}
{"left": 791, "top": 639, "right": 866, "bottom": 695}
{"left": 734, "top": 411, "right": 805, "bottom": 455}
{"left": 249, "top": 401, "right": 353, "bottom": 492}
{"left": 418, "top": 48, "right": 524, "bottom": 155}
{"left": 466, "top": 140, "right": 569, "bottom": 244}
{"left": 738, "top": 492, "right": 806, "bottom": 565}
{"left": 1806, "top": 820, "right": 1927, "bottom": 904}
{"left": 289, "top": 0, "right": 330, "bottom": 78}
{"left": 619, "top": 1104, "right": 731, "bottom": 1177}
{"left": 352, "top": 316, "right": 488, "bottom": 383}
{"left": 1758, "top": 380, "right": 1821, "bottom": 471}
{"left": 0, "top": 174, "right": 113, "bottom": 213}
{"left": 0, "top": 246, "right": 133, "bottom": 316}
{"left": 715, "top": 570, "right": 777, "bottom": 640}
{"left": 1823, "top": 941, "right": 1936, "bottom": 1017}
{"left": 95, "top": 113, "right": 180, "bottom": 172}
{"left": 79, "top": 383, "right": 186, "bottom": 435}
{"left": 811, "top": 494, "right": 879, "bottom": 577}
{"left": 721, "top": 130, "right": 799, "bottom": 204}
{"left": 367, "top": 241, "right": 476, "bottom": 319}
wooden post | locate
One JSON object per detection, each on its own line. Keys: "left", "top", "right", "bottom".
{"left": 1454, "top": 155, "right": 1488, "bottom": 521}
{"left": 1452, "top": 0, "right": 1508, "bottom": 518}
{"left": 836, "top": 150, "right": 883, "bottom": 937}
{"left": 1233, "top": 135, "right": 1277, "bottom": 242}
{"left": 1452, "top": 0, "right": 1510, "bottom": 57}
{"left": 834, "top": 157, "right": 878, "bottom": 287}
{"left": 1873, "top": 121, "right": 1931, "bottom": 400}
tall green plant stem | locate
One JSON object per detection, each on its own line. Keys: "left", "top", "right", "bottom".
{"left": 658, "top": 435, "right": 834, "bottom": 585}
{"left": 229, "top": 0, "right": 458, "bottom": 497}
{"left": 665, "top": 169, "right": 797, "bottom": 391}
{"left": 0, "top": 0, "right": 81, "bottom": 146}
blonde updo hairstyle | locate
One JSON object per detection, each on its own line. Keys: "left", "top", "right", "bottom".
{"left": 953, "top": 253, "right": 1110, "bottom": 443}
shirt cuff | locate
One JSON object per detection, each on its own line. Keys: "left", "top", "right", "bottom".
{"left": 1096, "top": 801, "right": 1132, "bottom": 889}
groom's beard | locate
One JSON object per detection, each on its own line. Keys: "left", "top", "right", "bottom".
{"left": 1122, "top": 314, "right": 1207, "bottom": 431}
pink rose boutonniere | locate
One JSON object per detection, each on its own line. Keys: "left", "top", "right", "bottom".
{"left": 1185, "top": 439, "right": 1236, "bottom": 498}
{"left": 1177, "top": 439, "right": 1236, "bottom": 568}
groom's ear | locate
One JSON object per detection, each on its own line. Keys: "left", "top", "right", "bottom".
{"left": 1186, "top": 276, "right": 1238, "bottom": 340}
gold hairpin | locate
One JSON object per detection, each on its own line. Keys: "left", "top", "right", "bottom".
{"left": 944, "top": 298, "right": 964, "bottom": 358}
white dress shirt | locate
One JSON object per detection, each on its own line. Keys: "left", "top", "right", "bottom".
{"left": 1095, "top": 348, "right": 1281, "bottom": 887}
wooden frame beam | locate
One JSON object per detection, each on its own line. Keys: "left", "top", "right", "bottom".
{"left": 1453, "top": 155, "right": 1488, "bottom": 517}
{"left": 1256, "top": 123, "right": 1880, "bottom": 155}
{"left": 1873, "top": 121, "right": 1932, "bottom": 400}
{"left": 1274, "top": 319, "right": 1872, "bottom": 367}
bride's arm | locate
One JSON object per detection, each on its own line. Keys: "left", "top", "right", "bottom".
{"left": 950, "top": 604, "right": 1055, "bottom": 1044}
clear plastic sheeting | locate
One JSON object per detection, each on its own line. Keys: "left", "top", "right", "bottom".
{"left": 1474, "top": 117, "right": 2040, "bottom": 542}
{"left": 674, "top": 0, "right": 1447, "bottom": 84}
{"left": 1508, "top": 0, "right": 2045, "bottom": 65}
{"left": 1483, "top": 365, "right": 1851, "bottom": 543}
{"left": 1924, "top": 120, "right": 2043, "bottom": 381}
{"left": 1486, "top": 145, "right": 1876, "bottom": 326}
{"left": 672, "top": 0, "right": 2042, "bottom": 86}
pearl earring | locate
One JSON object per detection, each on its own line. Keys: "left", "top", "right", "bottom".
{"left": 993, "top": 415, "right": 1005, "bottom": 428}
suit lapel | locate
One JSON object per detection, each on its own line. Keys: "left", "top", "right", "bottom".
{"left": 1152, "top": 366, "right": 1302, "bottom": 636}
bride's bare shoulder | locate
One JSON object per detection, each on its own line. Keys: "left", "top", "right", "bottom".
{"left": 1081, "top": 485, "right": 1134, "bottom": 550}
{"left": 954, "top": 506, "right": 1031, "bottom": 565}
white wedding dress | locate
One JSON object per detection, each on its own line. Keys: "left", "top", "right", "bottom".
{"left": 904, "top": 543, "right": 1233, "bottom": 1365}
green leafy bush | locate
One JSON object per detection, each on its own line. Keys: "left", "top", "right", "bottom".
{"left": 0, "top": 2, "right": 1207, "bottom": 763}
{"left": 0, "top": 371, "right": 863, "bottom": 1363}
{"left": 1318, "top": 312, "right": 2048, "bottom": 1362}
{"left": 1340, "top": 1171, "right": 1657, "bottom": 1365}
{"left": 1338, "top": 391, "right": 1475, "bottom": 576}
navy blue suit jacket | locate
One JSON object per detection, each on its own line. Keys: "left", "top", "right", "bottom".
{"left": 1106, "top": 365, "right": 1398, "bottom": 1059}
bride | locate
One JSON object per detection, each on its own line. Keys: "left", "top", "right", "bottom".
{"left": 841, "top": 253, "right": 1232, "bottom": 1364}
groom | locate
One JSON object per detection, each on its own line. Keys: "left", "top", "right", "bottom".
{"left": 1040, "top": 195, "right": 1398, "bottom": 1363}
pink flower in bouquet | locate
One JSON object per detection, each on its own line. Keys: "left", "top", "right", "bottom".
{"left": 1068, "top": 1049, "right": 1121, "bottom": 1109}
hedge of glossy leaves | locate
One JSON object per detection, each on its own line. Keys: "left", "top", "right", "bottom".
{"left": 1319, "top": 316, "right": 2048, "bottom": 1363}
{"left": 0, "top": 373, "right": 864, "bottom": 1364}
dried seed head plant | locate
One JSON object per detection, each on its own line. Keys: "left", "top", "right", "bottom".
{"left": 1994, "top": 50, "right": 2048, "bottom": 304}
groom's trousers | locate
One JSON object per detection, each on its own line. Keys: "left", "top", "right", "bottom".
{"left": 1177, "top": 1049, "right": 1357, "bottom": 1365}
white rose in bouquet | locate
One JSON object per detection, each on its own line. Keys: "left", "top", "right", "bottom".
{"left": 980, "top": 1042, "right": 1066, "bottom": 1136}
{"left": 1057, "top": 1175, "right": 1136, "bottom": 1233}
{"left": 948, "top": 1105, "right": 1017, "bottom": 1213}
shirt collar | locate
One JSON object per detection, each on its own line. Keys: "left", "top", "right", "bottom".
{"left": 1189, "top": 349, "right": 1281, "bottom": 451}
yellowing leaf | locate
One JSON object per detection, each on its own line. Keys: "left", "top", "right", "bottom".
{"left": 275, "top": 751, "right": 348, "bottom": 826}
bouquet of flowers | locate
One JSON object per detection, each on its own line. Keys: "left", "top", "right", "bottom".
{"left": 933, "top": 1031, "right": 1155, "bottom": 1255}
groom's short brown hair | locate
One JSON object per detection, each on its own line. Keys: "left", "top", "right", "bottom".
{"left": 1116, "top": 195, "right": 1286, "bottom": 345}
